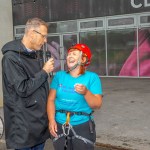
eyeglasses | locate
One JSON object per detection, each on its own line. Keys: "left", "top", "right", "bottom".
{"left": 33, "top": 30, "right": 48, "bottom": 39}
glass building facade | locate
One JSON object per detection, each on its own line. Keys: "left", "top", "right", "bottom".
{"left": 12, "top": 0, "right": 150, "bottom": 77}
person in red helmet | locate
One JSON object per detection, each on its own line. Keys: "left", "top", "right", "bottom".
{"left": 47, "top": 43, "right": 103, "bottom": 150}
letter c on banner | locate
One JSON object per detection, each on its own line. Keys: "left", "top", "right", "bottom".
{"left": 131, "top": 0, "right": 142, "bottom": 8}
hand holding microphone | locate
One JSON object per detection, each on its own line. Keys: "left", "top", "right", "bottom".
{"left": 43, "top": 58, "right": 54, "bottom": 74}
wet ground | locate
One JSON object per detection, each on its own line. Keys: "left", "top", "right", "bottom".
{"left": 0, "top": 108, "right": 117, "bottom": 150}
{"left": 44, "top": 139, "right": 133, "bottom": 150}
{"left": 0, "top": 108, "right": 131, "bottom": 150}
{"left": 1, "top": 77, "right": 150, "bottom": 150}
{"left": 0, "top": 138, "right": 132, "bottom": 150}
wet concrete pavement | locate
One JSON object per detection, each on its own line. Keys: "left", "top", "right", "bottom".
{"left": 0, "top": 77, "right": 150, "bottom": 150}
{"left": 96, "top": 77, "right": 150, "bottom": 150}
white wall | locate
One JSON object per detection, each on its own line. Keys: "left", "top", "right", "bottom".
{"left": 0, "top": 0, "right": 13, "bottom": 107}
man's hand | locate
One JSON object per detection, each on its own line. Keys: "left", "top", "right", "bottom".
{"left": 43, "top": 58, "right": 54, "bottom": 74}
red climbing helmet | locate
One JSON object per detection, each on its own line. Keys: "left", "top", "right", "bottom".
{"left": 68, "top": 43, "right": 92, "bottom": 66}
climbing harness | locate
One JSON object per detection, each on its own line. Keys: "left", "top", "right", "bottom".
{"left": 53, "top": 110, "right": 95, "bottom": 149}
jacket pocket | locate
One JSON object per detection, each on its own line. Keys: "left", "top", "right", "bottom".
{"left": 23, "top": 95, "right": 37, "bottom": 108}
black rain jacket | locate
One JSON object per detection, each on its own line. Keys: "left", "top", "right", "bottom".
{"left": 1, "top": 39, "right": 50, "bottom": 149}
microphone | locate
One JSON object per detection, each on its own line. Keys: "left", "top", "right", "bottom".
{"left": 43, "top": 43, "right": 53, "bottom": 78}
{"left": 46, "top": 49, "right": 53, "bottom": 78}
{"left": 46, "top": 50, "right": 51, "bottom": 61}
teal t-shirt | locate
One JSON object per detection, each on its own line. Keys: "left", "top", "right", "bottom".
{"left": 50, "top": 70, "right": 102, "bottom": 125}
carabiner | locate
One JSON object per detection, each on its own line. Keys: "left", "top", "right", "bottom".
{"left": 62, "top": 123, "right": 71, "bottom": 136}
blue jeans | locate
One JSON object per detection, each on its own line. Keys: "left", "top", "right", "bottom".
{"left": 15, "top": 142, "right": 45, "bottom": 150}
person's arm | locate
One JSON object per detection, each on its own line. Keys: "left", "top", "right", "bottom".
{"left": 47, "top": 89, "right": 58, "bottom": 137}
{"left": 84, "top": 90, "right": 102, "bottom": 109}
{"left": 2, "top": 54, "right": 54, "bottom": 97}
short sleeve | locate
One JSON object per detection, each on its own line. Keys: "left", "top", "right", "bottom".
{"left": 50, "top": 72, "right": 59, "bottom": 90}
{"left": 89, "top": 73, "right": 102, "bottom": 95}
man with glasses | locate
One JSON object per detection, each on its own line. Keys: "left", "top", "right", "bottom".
{"left": 33, "top": 29, "right": 48, "bottom": 39}
{"left": 1, "top": 18, "right": 54, "bottom": 150}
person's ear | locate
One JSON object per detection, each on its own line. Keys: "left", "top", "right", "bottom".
{"left": 29, "top": 30, "right": 36, "bottom": 43}
{"left": 82, "top": 56, "right": 87, "bottom": 64}
{"left": 30, "top": 30, "right": 35, "bottom": 39}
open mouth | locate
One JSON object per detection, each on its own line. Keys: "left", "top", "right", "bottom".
{"left": 68, "top": 58, "right": 75, "bottom": 64}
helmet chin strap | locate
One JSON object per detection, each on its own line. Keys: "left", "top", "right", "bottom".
{"left": 67, "top": 51, "right": 83, "bottom": 73}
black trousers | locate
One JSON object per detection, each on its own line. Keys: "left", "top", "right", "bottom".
{"left": 51, "top": 121, "right": 96, "bottom": 150}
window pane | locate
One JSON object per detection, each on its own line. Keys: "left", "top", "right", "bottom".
{"left": 63, "top": 34, "right": 78, "bottom": 70}
{"left": 107, "top": 29, "right": 136, "bottom": 76}
{"left": 49, "top": 21, "right": 77, "bottom": 33}
{"left": 140, "top": 16, "right": 150, "bottom": 24}
{"left": 138, "top": 28, "right": 150, "bottom": 77}
{"left": 108, "top": 17, "right": 134, "bottom": 26}
{"left": 58, "top": 21, "right": 77, "bottom": 33}
{"left": 16, "top": 28, "right": 25, "bottom": 34}
{"left": 47, "top": 36, "right": 61, "bottom": 72}
{"left": 80, "top": 20, "right": 103, "bottom": 29}
{"left": 63, "top": 34, "right": 77, "bottom": 53}
{"left": 79, "top": 31, "right": 106, "bottom": 76}
{"left": 48, "top": 23, "right": 58, "bottom": 33}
